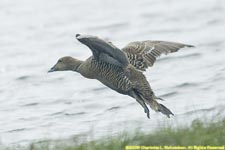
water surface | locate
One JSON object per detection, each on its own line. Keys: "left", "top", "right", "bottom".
{"left": 0, "top": 0, "right": 225, "bottom": 147}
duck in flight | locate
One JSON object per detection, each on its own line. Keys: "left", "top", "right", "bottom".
{"left": 49, "top": 34, "right": 194, "bottom": 119}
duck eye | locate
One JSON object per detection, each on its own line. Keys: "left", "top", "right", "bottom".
{"left": 58, "top": 60, "right": 62, "bottom": 63}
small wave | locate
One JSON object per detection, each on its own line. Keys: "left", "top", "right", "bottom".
{"left": 159, "top": 91, "right": 178, "bottom": 98}
{"left": 22, "top": 102, "right": 39, "bottom": 106}
{"left": 181, "top": 105, "right": 225, "bottom": 116}
{"left": 92, "top": 87, "right": 108, "bottom": 92}
{"left": 15, "top": 75, "right": 31, "bottom": 80}
{"left": 64, "top": 112, "right": 86, "bottom": 116}
{"left": 106, "top": 106, "right": 120, "bottom": 111}
{"left": 176, "top": 82, "right": 198, "bottom": 88}
{"left": 50, "top": 111, "right": 65, "bottom": 116}
{"left": 7, "top": 128, "right": 27, "bottom": 133}
{"left": 183, "top": 108, "right": 215, "bottom": 116}
{"left": 49, "top": 111, "right": 86, "bottom": 116}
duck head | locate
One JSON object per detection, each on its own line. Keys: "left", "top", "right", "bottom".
{"left": 48, "top": 56, "right": 82, "bottom": 72}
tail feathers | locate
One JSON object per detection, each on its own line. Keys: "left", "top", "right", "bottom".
{"left": 150, "top": 100, "right": 174, "bottom": 118}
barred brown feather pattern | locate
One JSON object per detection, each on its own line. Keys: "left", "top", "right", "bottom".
{"left": 122, "top": 40, "right": 194, "bottom": 71}
{"left": 90, "top": 59, "right": 133, "bottom": 92}
{"left": 125, "top": 53, "right": 148, "bottom": 71}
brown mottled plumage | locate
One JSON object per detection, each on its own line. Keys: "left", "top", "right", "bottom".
{"left": 49, "top": 34, "right": 194, "bottom": 119}
{"left": 123, "top": 41, "right": 194, "bottom": 71}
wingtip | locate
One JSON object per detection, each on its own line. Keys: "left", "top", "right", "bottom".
{"left": 75, "top": 34, "right": 96, "bottom": 40}
{"left": 75, "top": 34, "right": 81, "bottom": 38}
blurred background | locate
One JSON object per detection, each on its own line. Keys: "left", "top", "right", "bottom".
{"left": 0, "top": 0, "right": 225, "bottom": 147}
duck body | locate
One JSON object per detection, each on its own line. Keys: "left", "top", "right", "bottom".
{"left": 49, "top": 34, "right": 194, "bottom": 119}
{"left": 78, "top": 56, "right": 148, "bottom": 96}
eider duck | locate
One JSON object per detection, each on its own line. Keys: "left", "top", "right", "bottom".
{"left": 49, "top": 34, "right": 194, "bottom": 118}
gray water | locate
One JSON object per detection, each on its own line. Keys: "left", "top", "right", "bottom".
{"left": 1, "top": 0, "right": 225, "bottom": 147}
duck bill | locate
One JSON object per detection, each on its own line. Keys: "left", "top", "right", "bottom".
{"left": 48, "top": 65, "right": 56, "bottom": 73}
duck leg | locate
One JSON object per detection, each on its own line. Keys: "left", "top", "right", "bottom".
{"left": 130, "top": 91, "right": 150, "bottom": 119}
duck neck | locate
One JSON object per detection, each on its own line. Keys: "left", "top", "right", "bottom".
{"left": 72, "top": 60, "right": 83, "bottom": 72}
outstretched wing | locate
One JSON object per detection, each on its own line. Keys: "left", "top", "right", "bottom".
{"left": 122, "top": 40, "right": 194, "bottom": 71}
{"left": 76, "top": 34, "right": 129, "bottom": 67}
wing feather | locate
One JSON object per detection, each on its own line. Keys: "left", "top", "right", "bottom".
{"left": 122, "top": 40, "right": 194, "bottom": 71}
{"left": 76, "top": 34, "right": 129, "bottom": 67}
